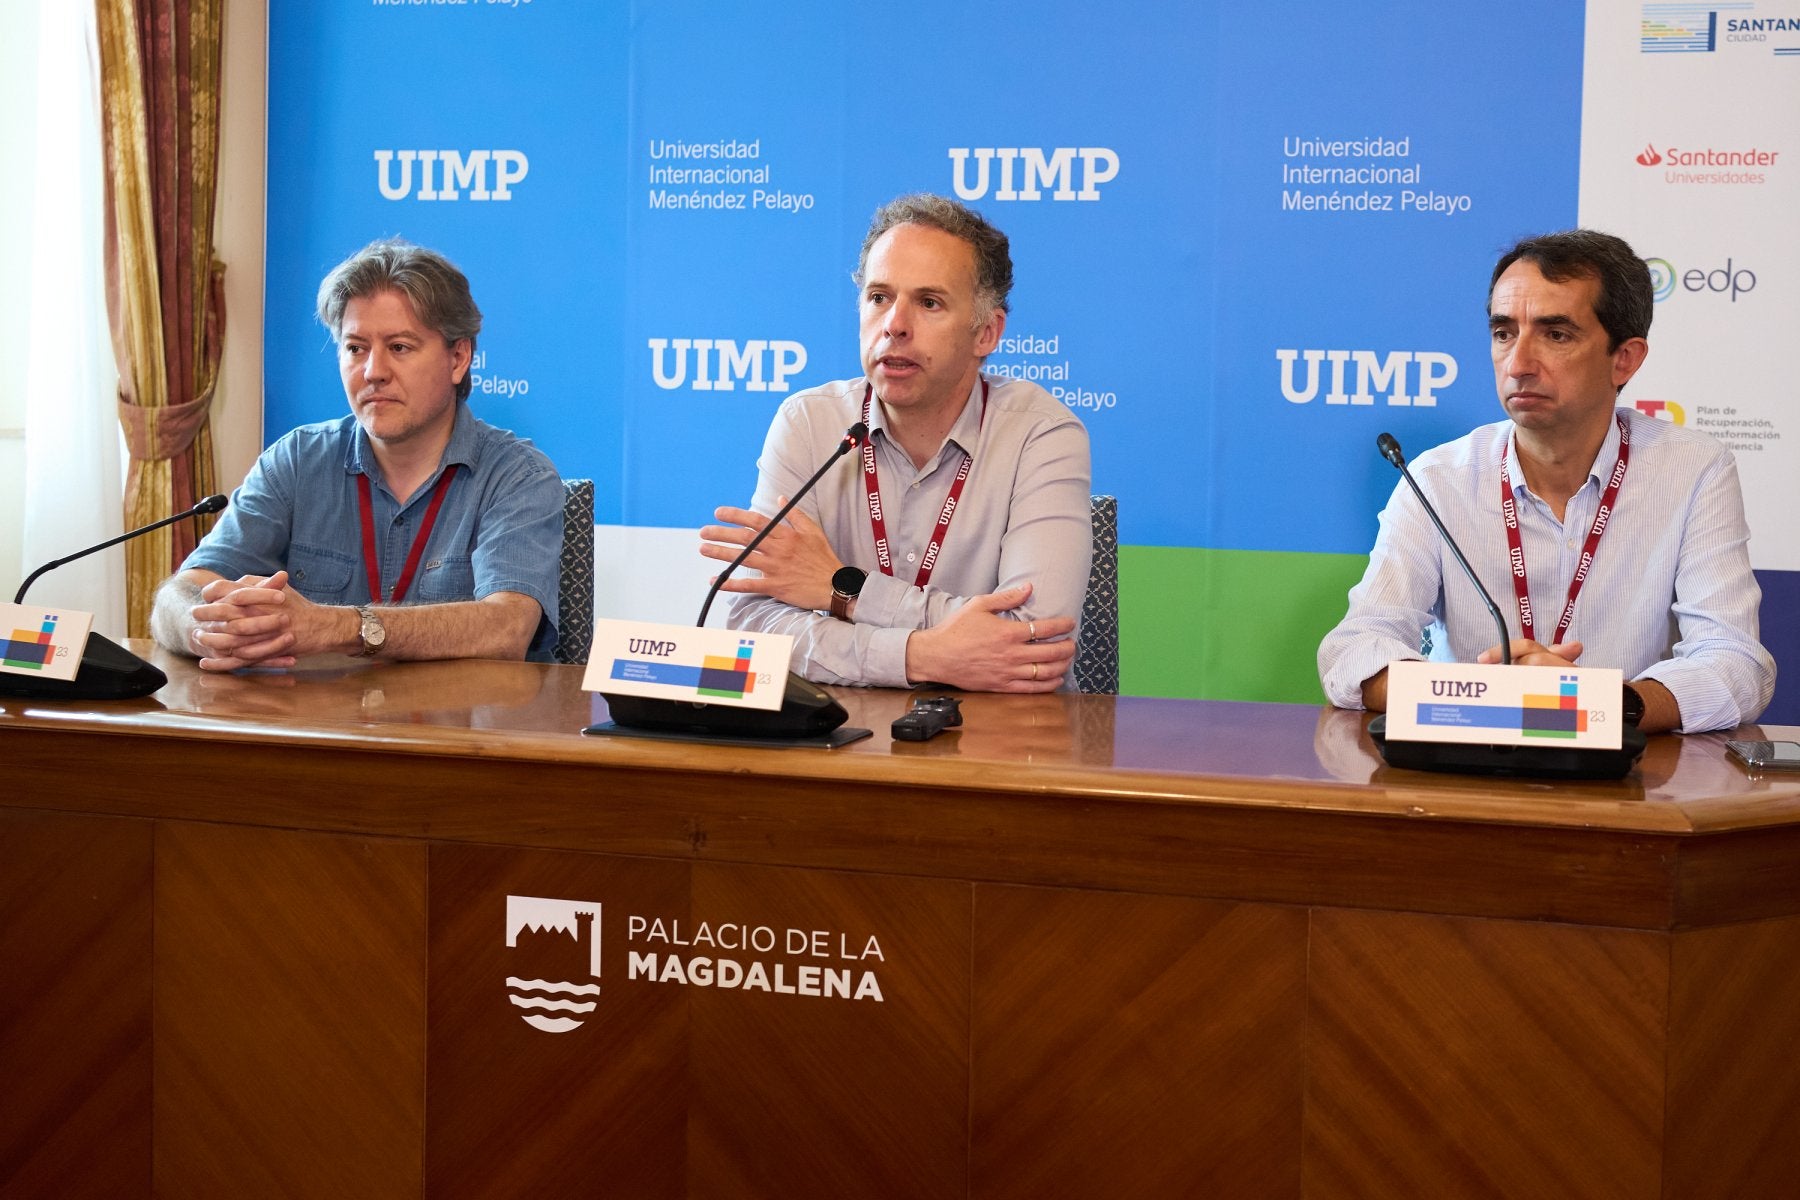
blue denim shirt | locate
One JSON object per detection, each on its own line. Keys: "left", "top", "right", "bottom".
{"left": 184, "top": 405, "right": 565, "bottom": 660}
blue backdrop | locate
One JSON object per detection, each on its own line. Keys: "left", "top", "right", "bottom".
{"left": 264, "top": 0, "right": 1797, "bottom": 721}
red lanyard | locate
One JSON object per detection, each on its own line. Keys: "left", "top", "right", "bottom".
{"left": 1498, "top": 412, "right": 1629, "bottom": 646}
{"left": 861, "top": 380, "right": 987, "bottom": 587}
{"left": 357, "top": 466, "right": 458, "bottom": 605}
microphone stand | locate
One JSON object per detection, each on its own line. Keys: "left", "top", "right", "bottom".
{"left": 599, "top": 424, "right": 869, "bottom": 742}
{"left": 3, "top": 495, "right": 229, "bottom": 701}
{"left": 13, "top": 495, "right": 229, "bottom": 605}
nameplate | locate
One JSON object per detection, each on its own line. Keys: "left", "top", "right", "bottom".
{"left": 582, "top": 619, "right": 793, "bottom": 711}
{"left": 1385, "top": 660, "right": 1623, "bottom": 750}
{"left": 0, "top": 604, "right": 94, "bottom": 683}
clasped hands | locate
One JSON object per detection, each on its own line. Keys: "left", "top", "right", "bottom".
{"left": 1476, "top": 637, "right": 1584, "bottom": 667}
{"left": 186, "top": 570, "right": 340, "bottom": 672}
{"left": 699, "top": 503, "right": 1075, "bottom": 692}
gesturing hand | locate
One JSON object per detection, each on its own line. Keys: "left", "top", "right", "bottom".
{"left": 699, "top": 499, "right": 843, "bottom": 612}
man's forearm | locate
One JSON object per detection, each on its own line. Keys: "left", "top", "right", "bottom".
{"left": 150, "top": 576, "right": 207, "bottom": 656}
{"left": 1359, "top": 668, "right": 1389, "bottom": 713}
{"left": 358, "top": 593, "right": 543, "bottom": 662}
{"left": 728, "top": 590, "right": 909, "bottom": 687}
{"left": 1633, "top": 678, "right": 1681, "bottom": 735}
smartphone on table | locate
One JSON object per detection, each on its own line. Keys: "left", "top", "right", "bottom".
{"left": 1725, "top": 740, "right": 1800, "bottom": 771}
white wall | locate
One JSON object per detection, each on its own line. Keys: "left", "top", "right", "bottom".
{"left": 0, "top": 0, "right": 43, "bottom": 600}
{"left": 213, "top": 0, "right": 268, "bottom": 493}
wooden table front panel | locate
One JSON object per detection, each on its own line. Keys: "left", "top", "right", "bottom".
{"left": 427, "top": 843, "right": 690, "bottom": 1200}
{"left": 1666, "top": 913, "right": 1800, "bottom": 1200}
{"left": 153, "top": 823, "right": 428, "bottom": 1198}
{"left": 0, "top": 810, "right": 151, "bottom": 1200}
{"left": 971, "top": 885, "right": 1308, "bottom": 1200}
{"left": 426, "top": 846, "right": 972, "bottom": 1200}
{"left": 1304, "top": 909, "right": 1667, "bottom": 1200}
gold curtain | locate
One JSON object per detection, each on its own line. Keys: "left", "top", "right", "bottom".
{"left": 97, "top": 0, "right": 226, "bottom": 635}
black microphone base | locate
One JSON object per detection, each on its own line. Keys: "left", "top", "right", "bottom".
{"left": 598, "top": 672, "right": 849, "bottom": 741}
{"left": 1368, "top": 716, "right": 1646, "bottom": 780}
{"left": 0, "top": 633, "right": 167, "bottom": 701}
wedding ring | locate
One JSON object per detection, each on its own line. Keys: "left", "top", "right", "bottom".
{"left": 1031, "top": 661, "right": 1039, "bottom": 680}
{"left": 1028, "top": 620, "right": 1037, "bottom": 642}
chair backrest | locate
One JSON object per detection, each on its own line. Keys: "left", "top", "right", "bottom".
{"left": 554, "top": 479, "right": 595, "bottom": 665}
{"left": 1073, "top": 494, "right": 1119, "bottom": 695}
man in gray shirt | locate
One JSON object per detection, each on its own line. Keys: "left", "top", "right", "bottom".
{"left": 699, "top": 194, "right": 1092, "bottom": 690}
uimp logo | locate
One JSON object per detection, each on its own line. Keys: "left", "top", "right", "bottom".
{"left": 647, "top": 338, "right": 807, "bottom": 392}
{"left": 1275, "top": 349, "right": 1458, "bottom": 407}
{"left": 505, "top": 895, "right": 601, "bottom": 1034}
{"left": 2, "top": 612, "right": 59, "bottom": 671}
{"left": 374, "top": 150, "right": 529, "bottom": 201}
{"left": 948, "top": 147, "right": 1119, "bottom": 201}
{"left": 1634, "top": 399, "right": 1688, "bottom": 425}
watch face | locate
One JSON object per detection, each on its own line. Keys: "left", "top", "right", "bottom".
{"left": 1622, "top": 684, "right": 1645, "bottom": 725}
{"left": 832, "top": 566, "right": 868, "bottom": 596}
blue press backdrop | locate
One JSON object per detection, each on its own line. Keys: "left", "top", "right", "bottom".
{"left": 263, "top": 0, "right": 1798, "bottom": 721}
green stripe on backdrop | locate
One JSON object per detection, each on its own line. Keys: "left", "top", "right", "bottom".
{"left": 1119, "top": 546, "right": 1370, "bottom": 703}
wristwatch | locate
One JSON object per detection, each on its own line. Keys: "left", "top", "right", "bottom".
{"left": 829, "top": 566, "right": 867, "bottom": 622}
{"left": 354, "top": 604, "right": 387, "bottom": 657}
{"left": 1622, "top": 682, "right": 1646, "bottom": 728}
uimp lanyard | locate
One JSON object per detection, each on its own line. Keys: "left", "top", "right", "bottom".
{"left": 861, "top": 379, "right": 988, "bottom": 588}
{"left": 357, "top": 466, "right": 458, "bottom": 605}
{"left": 1498, "top": 412, "right": 1630, "bottom": 646}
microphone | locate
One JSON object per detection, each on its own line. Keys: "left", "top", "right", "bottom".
{"left": 695, "top": 422, "right": 866, "bottom": 627}
{"left": 13, "top": 494, "right": 228, "bottom": 605}
{"left": 2, "top": 494, "right": 230, "bottom": 701}
{"left": 601, "top": 423, "right": 869, "bottom": 741}
{"left": 1367, "top": 435, "right": 1643, "bottom": 779}
{"left": 1375, "top": 434, "right": 1510, "bottom": 665}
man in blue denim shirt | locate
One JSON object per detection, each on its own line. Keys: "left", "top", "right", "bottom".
{"left": 151, "top": 239, "right": 563, "bottom": 669}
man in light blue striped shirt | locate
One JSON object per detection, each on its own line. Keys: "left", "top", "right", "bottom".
{"left": 1319, "top": 230, "right": 1774, "bottom": 734}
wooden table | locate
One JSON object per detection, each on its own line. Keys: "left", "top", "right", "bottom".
{"left": 4, "top": 647, "right": 1799, "bottom": 1199}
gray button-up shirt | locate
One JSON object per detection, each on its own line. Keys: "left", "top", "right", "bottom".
{"left": 729, "top": 374, "right": 1092, "bottom": 687}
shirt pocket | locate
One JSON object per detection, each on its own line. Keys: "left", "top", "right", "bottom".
{"left": 288, "top": 543, "right": 358, "bottom": 604}
{"left": 412, "top": 554, "right": 477, "bottom": 603}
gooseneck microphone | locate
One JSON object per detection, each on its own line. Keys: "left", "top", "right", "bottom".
{"left": 695, "top": 422, "right": 867, "bottom": 627}
{"left": 13, "top": 493, "right": 229, "bottom": 605}
{"left": 601, "top": 423, "right": 868, "bottom": 740}
{"left": 3, "top": 493, "right": 229, "bottom": 701}
{"left": 1368, "top": 434, "right": 1646, "bottom": 779}
{"left": 1376, "top": 433, "right": 1511, "bottom": 666}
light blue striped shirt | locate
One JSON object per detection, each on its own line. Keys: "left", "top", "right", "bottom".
{"left": 1319, "top": 408, "right": 1775, "bottom": 732}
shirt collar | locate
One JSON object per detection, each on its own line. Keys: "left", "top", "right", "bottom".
{"left": 345, "top": 402, "right": 480, "bottom": 496}
{"left": 865, "top": 375, "right": 986, "bottom": 461}
{"left": 1503, "top": 407, "right": 1625, "bottom": 497}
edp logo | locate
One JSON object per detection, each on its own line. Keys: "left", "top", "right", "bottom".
{"left": 374, "top": 150, "right": 529, "bottom": 201}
